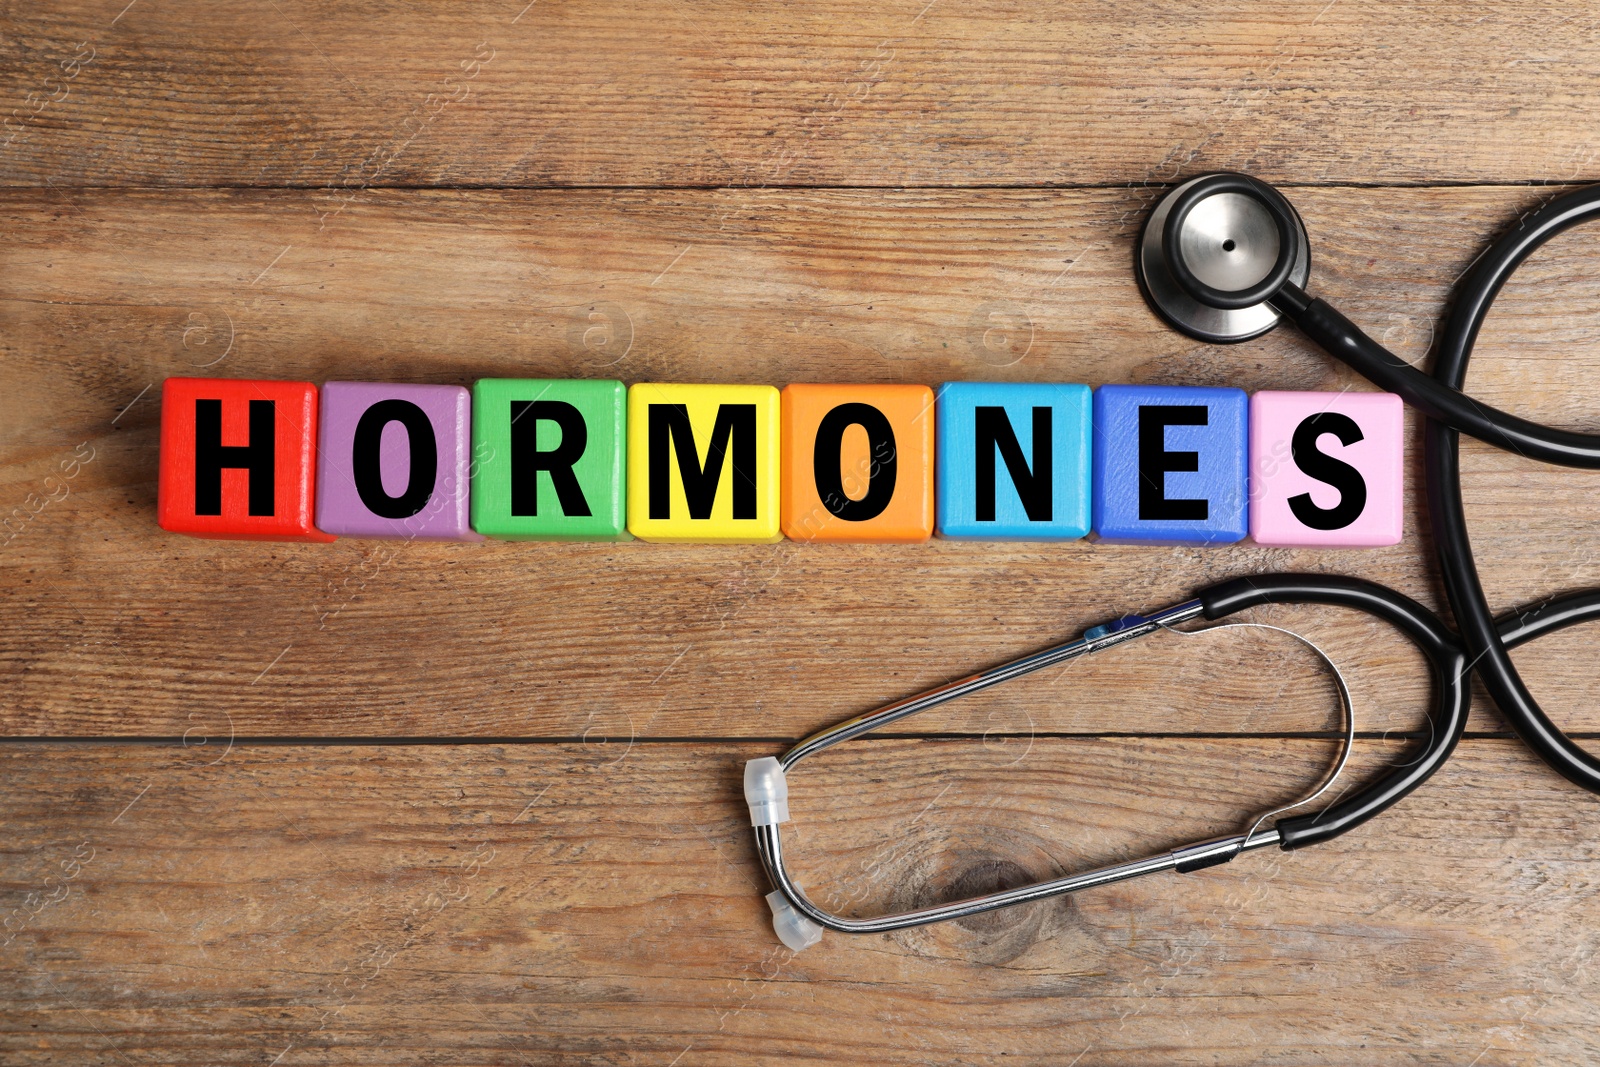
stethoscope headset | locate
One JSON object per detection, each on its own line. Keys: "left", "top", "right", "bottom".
{"left": 744, "top": 172, "right": 1600, "bottom": 950}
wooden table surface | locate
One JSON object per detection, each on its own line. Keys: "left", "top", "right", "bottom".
{"left": 5, "top": 3, "right": 1600, "bottom": 1063}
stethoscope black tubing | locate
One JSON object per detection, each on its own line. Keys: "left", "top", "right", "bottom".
{"left": 1276, "top": 185, "right": 1600, "bottom": 468}
{"left": 1198, "top": 573, "right": 1470, "bottom": 850}
{"left": 1497, "top": 589, "right": 1600, "bottom": 651}
{"left": 1424, "top": 183, "right": 1600, "bottom": 795}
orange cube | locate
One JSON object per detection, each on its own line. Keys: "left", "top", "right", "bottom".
{"left": 781, "top": 384, "right": 935, "bottom": 543}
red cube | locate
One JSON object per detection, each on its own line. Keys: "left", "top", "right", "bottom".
{"left": 157, "top": 377, "right": 335, "bottom": 541}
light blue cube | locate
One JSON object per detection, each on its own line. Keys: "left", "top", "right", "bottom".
{"left": 936, "top": 382, "right": 1092, "bottom": 540}
{"left": 1091, "top": 384, "right": 1249, "bottom": 545}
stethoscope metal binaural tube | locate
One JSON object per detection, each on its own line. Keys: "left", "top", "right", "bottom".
{"left": 753, "top": 824, "right": 1282, "bottom": 939}
{"left": 747, "top": 574, "right": 1471, "bottom": 948}
{"left": 1138, "top": 174, "right": 1600, "bottom": 797}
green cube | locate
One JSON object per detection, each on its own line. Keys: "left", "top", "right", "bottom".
{"left": 471, "top": 379, "right": 630, "bottom": 541}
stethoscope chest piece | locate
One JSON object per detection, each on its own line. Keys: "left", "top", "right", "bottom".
{"left": 1137, "top": 172, "right": 1311, "bottom": 344}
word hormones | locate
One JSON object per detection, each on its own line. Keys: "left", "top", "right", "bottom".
{"left": 156, "top": 377, "right": 1405, "bottom": 548}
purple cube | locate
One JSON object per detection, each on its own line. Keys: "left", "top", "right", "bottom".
{"left": 315, "top": 381, "right": 483, "bottom": 541}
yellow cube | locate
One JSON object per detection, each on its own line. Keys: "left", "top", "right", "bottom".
{"left": 627, "top": 383, "right": 783, "bottom": 543}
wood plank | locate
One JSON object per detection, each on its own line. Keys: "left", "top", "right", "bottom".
{"left": 2, "top": 183, "right": 1597, "bottom": 738}
{"left": 2, "top": 738, "right": 1597, "bottom": 1064}
{"left": 3, "top": 2, "right": 1600, "bottom": 187}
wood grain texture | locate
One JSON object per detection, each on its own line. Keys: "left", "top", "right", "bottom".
{"left": 3, "top": 739, "right": 1599, "bottom": 1066}
{"left": 2, "top": 185, "right": 1598, "bottom": 737}
{"left": 8, "top": 4, "right": 1600, "bottom": 1060}
{"left": 4, "top": 2, "right": 1600, "bottom": 188}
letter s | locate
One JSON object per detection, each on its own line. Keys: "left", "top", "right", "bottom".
{"left": 1287, "top": 412, "right": 1367, "bottom": 531}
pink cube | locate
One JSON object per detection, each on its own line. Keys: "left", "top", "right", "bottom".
{"left": 1249, "top": 391, "right": 1403, "bottom": 548}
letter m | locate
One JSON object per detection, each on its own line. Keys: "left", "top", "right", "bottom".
{"left": 648, "top": 404, "right": 757, "bottom": 520}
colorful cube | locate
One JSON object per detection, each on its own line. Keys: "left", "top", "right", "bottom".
{"left": 1092, "top": 384, "right": 1249, "bottom": 545}
{"left": 936, "top": 382, "right": 1092, "bottom": 540}
{"left": 471, "top": 379, "right": 629, "bottom": 541}
{"left": 1249, "top": 390, "right": 1404, "bottom": 547}
{"left": 157, "top": 377, "right": 334, "bottom": 541}
{"left": 314, "top": 381, "right": 482, "bottom": 541}
{"left": 626, "top": 383, "right": 782, "bottom": 543}
{"left": 781, "top": 384, "right": 935, "bottom": 543}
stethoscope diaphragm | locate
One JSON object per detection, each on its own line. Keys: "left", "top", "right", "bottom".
{"left": 1135, "top": 172, "right": 1311, "bottom": 344}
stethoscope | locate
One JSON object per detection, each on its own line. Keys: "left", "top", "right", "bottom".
{"left": 745, "top": 174, "right": 1600, "bottom": 951}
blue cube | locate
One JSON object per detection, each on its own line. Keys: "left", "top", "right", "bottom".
{"left": 936, "top": 382, "right": 1092, "bottom": 540}
{"left": 1092, "top": 384, "right": 1249, "bottom": 544}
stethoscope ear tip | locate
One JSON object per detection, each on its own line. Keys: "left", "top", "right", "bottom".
{"left": 744, "top": 756, "right": 791, "bottom": 826}
{"left": 767, "top": 889, "right": 824, "bottom": 951}
{"left": 1136, "top": 172, "right": 1311, "bottom": 344}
